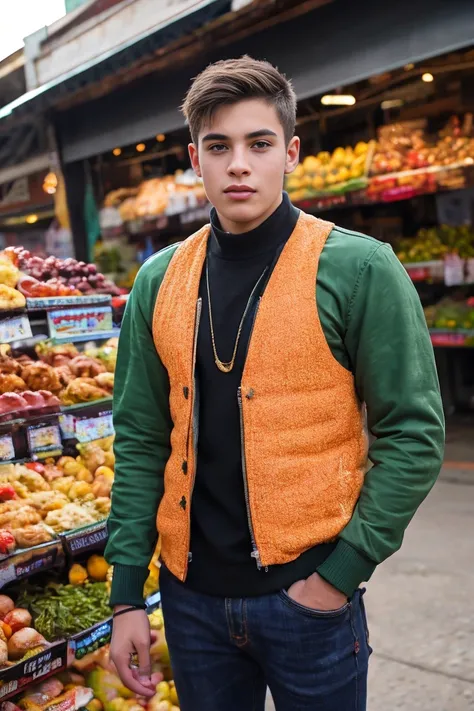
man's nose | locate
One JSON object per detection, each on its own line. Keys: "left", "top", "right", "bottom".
{"left": 227, "top": 147, "right": 251, "bottom": 176}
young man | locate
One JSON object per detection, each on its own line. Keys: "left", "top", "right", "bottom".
{"left": 106, "top": 57, "right": 445, "bottom": 710}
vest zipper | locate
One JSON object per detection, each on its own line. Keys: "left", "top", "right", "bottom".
{"left": 237, "top": 386, "right": 262, "bottom": 569}
{"left": 185, "top": 297, "right": 202, "bottom": 572}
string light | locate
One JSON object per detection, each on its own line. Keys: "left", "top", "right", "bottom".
{"left": 156, "top": 134, "right": 166, "bottom": 142}
{"left": 113, "top": 148, "right": 122, "bottom": 156}
{"left": 136, "top": 143, "right": 146, "bottom": 152}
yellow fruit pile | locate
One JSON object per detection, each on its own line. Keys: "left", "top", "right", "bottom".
{"left": 69, "top": 555, "right": 111, "bottom": 585}
{"left": 286, "top": 142, "right": 373, "bottom": 200}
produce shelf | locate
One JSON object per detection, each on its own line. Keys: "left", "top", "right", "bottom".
{"left": 0, "top": 592, "right": 162, "bottom": 702}
{"left": 0, "top": 540, "right": 65, "bottom": 589}
{"left": 0, "top": 522, "right": 108, "bottom": 592}
{"left": 0, "top": 640, "right": 68, "bottom": 702}
{"left": 430, "top": 329, "right": 474, "bottom": 348}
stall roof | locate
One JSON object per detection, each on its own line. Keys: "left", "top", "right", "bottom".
{"left": 0, "top": 0, "right": 231, "bottom": 122}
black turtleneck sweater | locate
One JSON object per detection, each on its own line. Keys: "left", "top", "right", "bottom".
{"left": 184, "top": 194, "right": 337, "bottom": 596}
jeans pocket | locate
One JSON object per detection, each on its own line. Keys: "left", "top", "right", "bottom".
{"left": 278, "top": 589, "right": 350, "bottom": 619}
{"left": 359, "top": 588, "right": 373, "bottom": 655}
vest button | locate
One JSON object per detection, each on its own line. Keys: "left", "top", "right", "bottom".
{"left": 180, "top": 496, "right": 187, "bottom": 510}
{"left": 183, "top": 386, "right": 189, "bottom": 399}
{"left": 246, "top": 388, "right": 255, "bottom": 399}
{"left": 182, "top": 460, "right": 188, "bottom": 474}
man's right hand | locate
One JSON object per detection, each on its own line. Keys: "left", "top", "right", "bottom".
{"left": 109, "top": 607, "right": 157, "bottom": 697}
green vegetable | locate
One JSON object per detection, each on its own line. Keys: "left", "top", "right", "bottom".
{"left": 17, "top": 581, "right": 111, "bottom": 641}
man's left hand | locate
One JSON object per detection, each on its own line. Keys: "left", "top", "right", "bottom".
{"left": 287, "top": 572, "right": 348, "bottom": 611}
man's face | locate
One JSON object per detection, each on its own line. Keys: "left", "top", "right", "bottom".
{"left": 189, "top": 99, "right": 300, "bottom": 233}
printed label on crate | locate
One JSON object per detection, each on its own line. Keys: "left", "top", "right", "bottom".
{"left": 27, "top": 422, "right": 62, "bottom": 459}
{"left": 430, "top": 330, "right": 474, "bottom": 347}
{"left": 0, "top": 541, "right": 63, "bottom": 588}
{"left": 75, "top": 411, "right": 113, "bottom": 443}
{"left": 0, "top": 314, "right": 32, "bottom": 343}
{"left": 0, "top": 434, "right": 15, "bottom": 461}
{"left": 444, "top": 254, "right": 465, "bottom": 287}
{"left": 47, "top": 306, "right": 113, "bottom": 340}
{"left": 63, "top": 521, "right": 108, "bottom": 555}
{"left": 0, "top": 642, "right": 67, "bottom": 700}
{"left": 59, "top": 414, "right": 75, "bottom": 440}
{"left": 69, "top": 619, "right": 112, "bottom": 661}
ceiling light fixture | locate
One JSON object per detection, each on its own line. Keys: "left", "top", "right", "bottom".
{"left": 422, "top": 72, "right": 434, "bottom": 83}
{"left": 156, "top": 134, "right": 166, "bottom": 142}
{"left": 136, "top": 143, "right": 146, "bottom": 152}
{"left": 321, "top": 94, "right": 356, "bottom": 106}
{"left": 381, "top": 99, "right": 404, "bottom": 110}
{"left": 113, "top": 147, "right": 122, "bottom": 156}
{"left": 26, "top": 214, "right": 38, "bottom": 224}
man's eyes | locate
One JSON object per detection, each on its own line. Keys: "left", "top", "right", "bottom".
{"left": 208, "top": 141, "right": 272, "bottom": 152}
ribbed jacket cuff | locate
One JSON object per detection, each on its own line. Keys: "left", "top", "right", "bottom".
{"left": 317, "top": 539, "right": 377, "bottom": 597}
{"left": 109, "top": 564, "right": 149, "bottom": 607}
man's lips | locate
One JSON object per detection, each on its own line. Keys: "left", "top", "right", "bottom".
{"left": 224, "top": 185, "right": 256, "bottom": 200}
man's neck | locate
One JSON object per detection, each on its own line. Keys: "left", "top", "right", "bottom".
{"left": 217, "top": 194, "right": 283, "bottom": 234}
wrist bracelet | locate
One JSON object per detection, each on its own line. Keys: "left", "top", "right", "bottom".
{"left": 113, "top": 605, "right": 145, "bottom": 619}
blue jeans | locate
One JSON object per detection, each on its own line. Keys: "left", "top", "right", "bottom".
{"left": 160, "top": 565, "right": 372, "bottom": 711}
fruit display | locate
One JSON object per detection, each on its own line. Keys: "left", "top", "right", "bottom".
{"left": 3, "top": 679, "right": 95, "bottom": 711}
{"left": 104, "top": 170, "right": 206, "bottom": 223}
{"left": 396, "top": 225, "right": 474, "bottom": 264}
{"left": 2, "top": 249, "right": 121, "bottom": 298}
{"left": 370, "top": 115, "right": 474, "bottom": 178}
{"left": 424, "top": 297, "right": 474, "bottom": 331}
{"left": 285, "top": 141, "right": 373, "bottom": 201}
{"left": 0, "top": 455, "right": 112, "bottom": 552}
{"left": 0, "top": 341, "right": 116, "bottom": 421}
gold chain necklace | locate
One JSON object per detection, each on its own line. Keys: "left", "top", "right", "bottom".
{"left": 206, "top": 260, "right": 268, "bottom": 373}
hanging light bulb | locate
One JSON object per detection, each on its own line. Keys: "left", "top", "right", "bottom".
{"left": 26, "top": 214, "right": 38, "bottom": 224}
{"left": 113, "top": 147, "right": 122, "bottom": 156}
{"left": 422, "top": 73, "right": 434, "bottom": 83}
{"left": 136, "top": 143, "right": 146, "bottom": 152}
{"left": 156, "top": 134, "right": 166, "bottom": 142}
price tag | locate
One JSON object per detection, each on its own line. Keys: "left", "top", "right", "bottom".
{"left": 75, "top": 411, "right": 113, "bottom": 443}
{"left": 27, "top": 422, "right": 62, "bottom": 459}
{"left": 0, "top": 561, "right": 16, "bottom": 588}
{"left": 444, "top": 254, "right": 465, "bottom": 286}
{"left": 69, "top": 619, "right": 112, "bottom": 662}
{"left": 0, "top": 314, "right": 31, "bottom": 343}
{"left": 0, "top": 434, "right": 15, "bottom": 461}
{"left": 59, "top": 414, "right": 75, "bottom": 440}
{"left": 63, "top": 521, "right": 108, "bottom": 555}
{"left": 0, "top": 642, "right": 67, "bottom": 701}
{"left": 47, "top": 305, "right": 114, "bottom": 341}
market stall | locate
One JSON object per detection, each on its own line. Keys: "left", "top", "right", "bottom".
{"left": 0, "top": 243, "right": 180, "bottom": 710}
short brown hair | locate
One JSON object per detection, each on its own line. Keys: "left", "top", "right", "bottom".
{"left": 181, "top": 56, "right": 297, "bottom": 145}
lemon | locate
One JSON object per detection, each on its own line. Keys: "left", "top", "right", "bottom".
{"left": 87, "top": 555, "right": 110, "bottom": 582}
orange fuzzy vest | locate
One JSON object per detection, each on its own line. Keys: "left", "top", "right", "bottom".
{"left": 153, "top": 212, "right": 368, "bottom": 581}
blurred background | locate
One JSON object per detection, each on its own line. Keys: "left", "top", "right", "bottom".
{"left": 0, "top": 2, "right": 473, "bottom": 709}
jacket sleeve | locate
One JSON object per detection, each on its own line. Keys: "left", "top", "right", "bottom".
{"left": 317, "top": 243, "right": 445, "bottom": 596}
{"left": 105, "top": 259, "right": 173, "bottom": 606}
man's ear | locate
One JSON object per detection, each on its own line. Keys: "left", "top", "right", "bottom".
{"left": 285, "top": 136, "right": 301, "bottom": 175}
{"left": 188, "top": 143, "right": 202, "bottom": 177}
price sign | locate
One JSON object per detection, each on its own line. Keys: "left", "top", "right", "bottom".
{"left": 0, "top": 541, "right": 64, "bottom": 590}
{"left": 75, "top": 411, "right": 113, "bottom": 443}
{"left": 27, "top": 422, "right": 62, "bottom": 459}
{"left": 0, "top": 314, "right": 31, "bottom": 343}
{"left": 0, "top": 434, "right": 15, "bottom": 461}
{"left": 69, "top": 619, "right": 112, "bottom": 662}
{"left": 444, "top": 254, "right": 465, "bottom": 286}
{"left": 0, "top": 642, "right": 67, "bottom": 701}
{"left": 63, "top": 521, "right": 108, "bottom": 556}
{"left": 59, "top": 414, "right": 75, "bottom": 440}
{"left": 47, "top": 305, "right": 114, "bottom": 342}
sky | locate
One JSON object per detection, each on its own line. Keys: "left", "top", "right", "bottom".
{"left": 0, "top": 0, "right": 66, "bottom": 62}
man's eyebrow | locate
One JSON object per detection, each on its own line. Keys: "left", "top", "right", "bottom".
{"left": 201, "top": 129, "right": 278, "bottom": 142}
